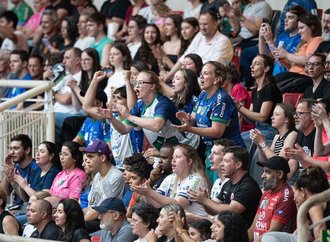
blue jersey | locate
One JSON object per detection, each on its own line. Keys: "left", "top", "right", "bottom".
{"left": 273, "top": 32, "right": 301, "bottom": 75}
{"left": 193, "top": 88, "right": 245, "bottom": 147}
{"left": 14, "top": 159, "right": 39, "bottom": 206}
{"left": 179, "top": 95, "right": 198, "bottom": 114}
{"left": 8, "top": 73, "right": 33, "bottom": 109}
{"left": 278, "top": 0, "right": 317, "bottom": 36}
{"left": 77, "top": 117, "right": 110, "bottom": 145}
{"left": 124, "top": 93, "right": 200, "bottom": 150}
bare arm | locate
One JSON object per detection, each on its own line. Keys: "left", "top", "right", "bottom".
{"left": 164, "top": 61, "right": 182, "bottom": 83}
{"left": 238, "top": 101, "right": 273, "bottom": 123}
{"left": 84, "top": 208, "right": 99, "bottom": 221}
{"left": 3, "top": 216, "right": 20, "bottom": 235}
{"left": 124, "top": 71, "right": 137, "bottom": 110}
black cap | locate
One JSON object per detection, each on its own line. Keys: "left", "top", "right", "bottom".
{"left": 257, "top": 156, "right": 290, "bottom": 174}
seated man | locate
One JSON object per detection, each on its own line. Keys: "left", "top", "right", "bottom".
{"left": 249, "top": 156, "right": 296, "bottom": 241}
{"left": 315, "top": 8, "right": 330, "bottom": 53}
{"left": 28, "top": 200, "right": 62, "bottom": 240}
{"left": 93, "top": 197, "right": 135, "bottom": 242}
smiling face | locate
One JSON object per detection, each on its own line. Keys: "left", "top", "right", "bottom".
{"left": 81, "top": 51, "right": 94, "bottom": 72}
{"left": 144, "top": 26, "right": 158, "bottom": 45}
{"left": 172, "top": 70, "right": 186, "bottom": 94}
{"left": 298, "top": 21, "right": 312, "bottom": 43}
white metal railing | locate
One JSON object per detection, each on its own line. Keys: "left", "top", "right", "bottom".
{"left": 0, "top": 80, "right": 55, "bottom": 177}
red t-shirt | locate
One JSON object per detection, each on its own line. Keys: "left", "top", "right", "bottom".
{"left": 253, "top": 184, "right": 297, "bottom": 240}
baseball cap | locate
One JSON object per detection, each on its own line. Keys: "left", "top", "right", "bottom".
{"left": 80, "top": 139, "right": 111, "bottom": 156}
{"left": 92, "top": 197, "right": 126, "bottom": 214}
{"left": 257, "top": 156, "right": 290, "bottom": 174}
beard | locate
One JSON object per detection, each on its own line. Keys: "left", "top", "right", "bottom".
{"left": 322, "top": 31, "right": 330, "bottom": 41}
{"left": 262, "top": 178, "right": 278, "bottom": 191}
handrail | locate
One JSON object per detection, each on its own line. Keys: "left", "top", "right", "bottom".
{"left": 0, "top": 81, "right": 54, "bottom": 112}
{"left": 0, "top": 80, "right": 50, "bottom": 88}
{"left": 297, "top": 189, "right": 330, "bottom": 242}
{"left": 0, "top": 234, "right": 61, "bottom": 242}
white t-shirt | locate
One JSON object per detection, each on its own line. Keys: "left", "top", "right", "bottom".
{"left": 183, "top": 3, "right": 202, "bottom": 19}
{"left": 74, "top": 36, "right": 95, "bottom": 51}
{"left": 104, "top": 70, "right": 125, "bottom": 101}
{"left": 210, "top": 177, "right": 229, "bottom": 199}
{"left": 53, "top": 71, "right": 82, "bottom": 113}
{"left": 179, "top": 31, "right": 233, "bottom": 63}
{"left": 157, "top": 173, "right": 208, "bottom": 216}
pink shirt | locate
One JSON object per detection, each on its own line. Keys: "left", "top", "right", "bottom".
{"left": 49, "top": 168, "right": 86, "bottom": 200}
{"left": 24, "top": 7, "right": 45, "bottom": 30}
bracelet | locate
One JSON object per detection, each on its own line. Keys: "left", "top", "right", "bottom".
{"left": 177, "top": 229, "right": 187, "bottom": 236}
{"left": 238, "top": 104, "right": 243, "bottom": 111}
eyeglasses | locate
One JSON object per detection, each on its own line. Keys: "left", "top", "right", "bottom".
{"left": 305, "top": 62, "right": 324, "bottom": 68}
{"left": 294, "top": 112, "right": 311, "bottom": 117}
{"left": 59, "top": 152, "right": 71, "bottom": 157}
{"left": 325, "top": 61, "right": 330, "bottom": 66}
{"left": 133, "top": 80, "right": 154, "bottom": 87}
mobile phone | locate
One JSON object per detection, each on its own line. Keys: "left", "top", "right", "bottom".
{"left": 42, "top": 38, "right": 52, "bottom": 50}
{"left": 102, "top": 68, "right": 113, "bottom": 76}
{"left": 262, "top": 18, "right": 269, "bottom": 24}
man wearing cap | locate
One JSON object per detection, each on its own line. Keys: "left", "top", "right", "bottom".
{"left": 82, "top": 139, "right": 125, "bottom": 233}
{"left": 93, "top": 197, "right": 135, "bottom": 242}
{"left": 248, "top": 156, "right": 297, "bottom": 242}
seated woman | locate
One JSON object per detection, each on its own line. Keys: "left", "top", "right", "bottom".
{"left": 49, "top": 141, "right": 86, "bottom": 201}
{"left": 55, "top": 199, "right": 91, "bottom": 242}
{"left": 131, "top": 144, "right": 210, "bottom": 217}
{"left": 131, "top": 202, "right": 159, "bottom": 242}
{"left": 182, "top": 53, "right": 203, "bottom": 78}
{"left": 222, "top": 62, "right": 253, "bottom": 132}
{"left": 235, "top": 54, "right": 282, "bottom": 150}
{"left": 211, "top": 211, "right": 249, "bottom": 242}
{"left": 181, "top": 17, "right": 199, "bottom": 45}
{"left": 173, "top": 61, "right": 245, "bottom": 183}
{"left": 274, "top": 14, "right": 323, "bottom": 93}
{"left": 160, "top": 68, "right": 200, "bottom": 113}
{"left": 134, "top": 24, "right": 162, "bottom": 75}
{"left": 261, "top": 166, "right": 330, "bottom": 242}
{"left": 0, "top": 188, "right": 22, "bottom": 235}
{"left": 250, "top": 103, "right": 297, "bottom": 180}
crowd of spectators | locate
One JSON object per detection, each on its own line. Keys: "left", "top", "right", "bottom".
{"left": 1, "top": 0, "right": 330, "bottom": 241}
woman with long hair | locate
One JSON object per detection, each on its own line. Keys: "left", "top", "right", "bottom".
{"left": 67, "top": 48, "right": 106, "bottom": 112}
{"left": 55, "top": 199, "right": 90, "bottom": 242}
{"left": 49, "top": 141, "right": 86, "bottom": 201}
{"left": 160, "top": 68, "right": 200, "bottom": 113}
{"left": 135, "top": 24, "right": 162, "bottom": 74}
{"left": 181, "top": 17, "right": 199, "bottom": 44}
{"left": 173, "top": 61, "right": 245, "bottom": 183}
{"left": 211, "top": 211, "right": 248, "bottom": 242}
{"left": 182, "top": 53, "right": 203, "bottom": 77}
{"left": 235, "top": 54, "right": 282, "bottom": 149}
{"left": 58, "top": 17, "right": 79, "bottom": 52}
{"left": 104, "top": 43, "right": 132, "bottom": 100}
{"left": 131, "top": 144, "right": 210, "bottom": 217}
{"left": 126, "top": 15, "right": 148, "bottom": 60}
{"left": 250, "top": 103, "right": 298, "bottom": 178}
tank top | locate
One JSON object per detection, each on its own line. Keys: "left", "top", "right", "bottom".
{"left": 274, "top": 131, "right": 290, "bottom": 155}
{"left": 0, "top": 210, "right": 22, "bottom": 235}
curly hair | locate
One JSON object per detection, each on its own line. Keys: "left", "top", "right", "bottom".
{"left": 131, "top": 202, "right": 159, "bottom": 230}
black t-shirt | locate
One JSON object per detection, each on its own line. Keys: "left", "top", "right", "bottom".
{"left": 304, "top": 78, "right": 330, "bottom": 100}
{"left": 0, "top": 211, "right": 22, "bottom": 235}
{"left": 216, "top": 173, "right": 262, "bottom": 227}
{"left": 295, "top": 129, "right": 316, "bottom": 156}
{"left": 315, "top": 41, "right": 330, "bottom": 54}
{"left": 72, "top": 228, "right": 91, "bottom": 242}
{"left": 252, "top": 83, "right": 282, "bottom": 124}
{"left": 31, "top": 220, "right": 62, "bottom": 240}
{"left": 100, "top": 0, "right": 132, "bottom": 20}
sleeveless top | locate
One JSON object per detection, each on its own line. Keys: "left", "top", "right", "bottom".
{"left": 274, "top": 131, "right": 290, "bottom": 155}
{"left": 0, "top": 210, "right": 22, "bottom": 235}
